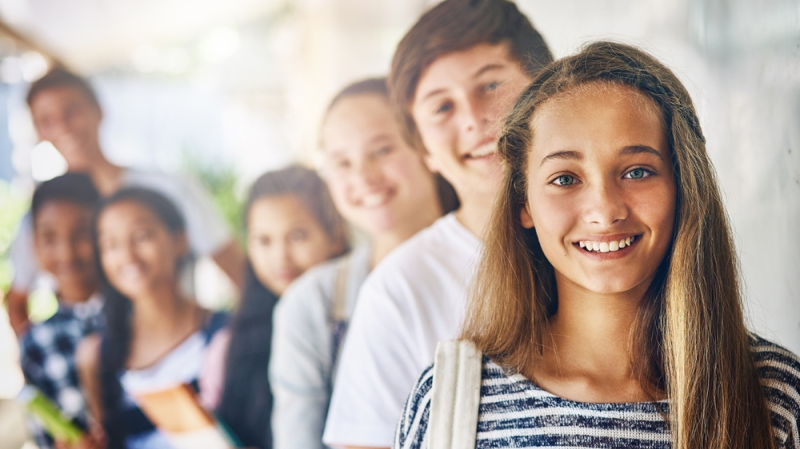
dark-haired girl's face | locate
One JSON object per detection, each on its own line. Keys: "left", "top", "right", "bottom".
{"left": 520, "top": 83, "right": 676, "bottom": 297}
{"left": 97, "top": 200, "right": 188, "bottom": 299}
{"left": 247, "top": 195, "right": 343, "bottom": 295}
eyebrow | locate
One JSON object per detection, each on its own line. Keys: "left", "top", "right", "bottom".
{"left": 619, "top": 145, "right": 663, "bottom": 160}
{"left": 419, "top": 63, "right": 508, "bottom": 102}
{"left": 539, "top": 150, "right": 583, "bottom": 166}
{"left": 539, "top": 145, "right": 664, "bottom": 167}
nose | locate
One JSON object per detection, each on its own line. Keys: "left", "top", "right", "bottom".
{"left": 458, "top": 95, "right": 490, "bottom": 135}
{"left": 583, "top": 179, "right": 628, "bottom": 227}
{"left": 54, "top": 238, "right": 76, "bottom": 264}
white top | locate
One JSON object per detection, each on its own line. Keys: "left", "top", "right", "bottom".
{"left": 10, "top": 168, "right": 231, "bottom": 291}
{"left": 120, "top": 331, "right": 208, "bottom": 395}
{"left": 270, "top": 246, "right": 372, "bottom": 449}
{"left": 323, "top": 213, "right": 482, "bottom": 447}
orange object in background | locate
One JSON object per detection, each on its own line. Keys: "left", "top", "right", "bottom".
{"left": 134, "top": 383, "right": 239, "bottom": 449}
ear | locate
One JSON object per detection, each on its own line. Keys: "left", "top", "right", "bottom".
{"left": 520, "top": 202, "right": 535, "bottom": 229}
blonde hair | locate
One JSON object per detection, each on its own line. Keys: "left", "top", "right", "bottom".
{"left": 462, "top": 41, "right": 774, "bottom": 448}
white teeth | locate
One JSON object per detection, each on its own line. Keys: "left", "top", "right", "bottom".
{"left": 578, "top": 236, "right": 637, "bottom": 253}
{"left": 468, "top": 143, "right": 497, "bottom": 158}
{"left": 362, "top": 193, "right": 387, "bottom": 208}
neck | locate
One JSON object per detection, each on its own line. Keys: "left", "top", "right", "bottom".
{"left": 130, "top": 283, "right": 195, "bottom": 333}
{"left": 58, "top": 283, "right": 98, "bottom": 306}
{"left": 85, "top": 156, "right": 123, "bottom": 196}
{"left": 534, "top": 274, "right": 655, "bottom": 401}
{"left": 454, "top": 190, "right": 496, "bottom": 239}
{"left": 370, "top": 200, "right": 442, "bottom": 269}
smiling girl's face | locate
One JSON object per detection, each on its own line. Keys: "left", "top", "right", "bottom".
{"left": 97, "top": 200, "right": 188, "bottom": 299}
{"left": 521, "top": 82, "right": 676, "bottom": 296}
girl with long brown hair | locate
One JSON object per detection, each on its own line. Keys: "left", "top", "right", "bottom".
{"left": 395, "top": 41, "right": 799, "bottom": 448}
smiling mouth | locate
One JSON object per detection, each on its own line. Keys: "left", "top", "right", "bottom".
{"left": 464, "top": 141, "right": 497, "bottom": 160}
{"left": 575, "top": 235, "right": 640, "bottom": 253}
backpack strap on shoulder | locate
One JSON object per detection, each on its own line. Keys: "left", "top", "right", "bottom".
{"left": 428, "top": 339, "right": 482, "bottom": 449}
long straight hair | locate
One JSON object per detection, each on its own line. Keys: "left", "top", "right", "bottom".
{"left": 93, "top": 188, "right": 188, "bottom": 449}
{"left": 461, "top": 41, "right": 775, "bottom": 448}
{"left": 216, "top": 164, "right": 348, "bottom": 449}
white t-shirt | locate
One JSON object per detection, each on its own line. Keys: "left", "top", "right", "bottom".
{"left": 322, "top": 213, "right": 482, "bottom": 447}
{"left": 10, "top": 168, "right": 231, "bottom": 291}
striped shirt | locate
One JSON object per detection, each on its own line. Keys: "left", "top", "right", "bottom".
{"left": 394, "top": 335, "right": 800, "bottom": 448}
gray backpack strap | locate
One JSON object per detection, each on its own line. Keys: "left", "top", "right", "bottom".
{"left": 428, "top": 340, "right": 483, "bottom": 449}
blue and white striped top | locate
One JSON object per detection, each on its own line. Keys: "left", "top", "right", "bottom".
{"left": 394, "top": 335, "right": 800, "bottom": 448}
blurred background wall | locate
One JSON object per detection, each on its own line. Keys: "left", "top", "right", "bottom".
{"left": 0, "top": 0, "right": 798, "bottom": 397}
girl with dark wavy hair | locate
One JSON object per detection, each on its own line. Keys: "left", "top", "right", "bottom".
{"left": 200, "top": 164, "right": 348, "bottom": 449}
{"left": 396, "top": 42, "right": 799, "bottom": 448}
{"left": 71, "top": 187, "right": 227, "bottom": 449}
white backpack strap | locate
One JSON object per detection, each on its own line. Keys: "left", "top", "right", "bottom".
{"left": 428, "top": 340, "right": 483, "bottom": 449}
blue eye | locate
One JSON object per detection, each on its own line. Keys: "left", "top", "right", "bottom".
{"left": 436, "top": 102, "right": 453, "bottom": 114}
{"left": 625, "top": 168, "right": 651, "bottom": 179}
{"left": 552, "top": 175, "right": 576, "bottom": 186}
{"left": 484, "top": 82, "right": 499, "bottom": 92}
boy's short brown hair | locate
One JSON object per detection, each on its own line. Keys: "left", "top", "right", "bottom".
{"left": 389, "top": 0, "right": 553, "bottom": 152}
{"left": 26, "top": 67, "right": 100, "bottom": 110}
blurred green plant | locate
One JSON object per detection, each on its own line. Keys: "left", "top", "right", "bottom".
{"left": 0, "top": 180, "right": 28, "bottom": 296}
{"left": 180, "top": 152, "right": 245, "bottom": 246}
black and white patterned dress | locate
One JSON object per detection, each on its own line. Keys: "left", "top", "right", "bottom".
{"left": 394, "top": 335, "right": 800, "bottom": 448}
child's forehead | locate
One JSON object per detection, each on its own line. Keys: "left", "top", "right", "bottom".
{"left": 34, "top": 199, "right": 93, "bottom": 224}
{"left": 537, "top": 82, "right": 660, "bottom": 118}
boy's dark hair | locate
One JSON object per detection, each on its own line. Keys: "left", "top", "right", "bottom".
{"left": 26, "top": 67, "right": 100, "bottom": 110}
{"left": 31, "top": 172, "right": 100, "bottom": 221}
{"left": 389, "top": 0, "right": 553, "bottom": 152}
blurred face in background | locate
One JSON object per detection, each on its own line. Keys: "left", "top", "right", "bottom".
{"left": 97, "top": 201, "right": 188, "bottom": 300}
{"left": 247, "top": 194, "right": 343, "bottom": 295}
{"left": 33, "top": 201, "right": 97, "bottom": 302}
{"left": 29, "top": 86, "right": 104, "bottom": 171}
{"left": 322, "top": 93, "right": 440, "bottom": 236}
{"left": 411, "top": 42, "right": 532, "bottom": 199}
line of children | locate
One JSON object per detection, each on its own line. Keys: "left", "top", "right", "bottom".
{"left": 6, "top": 0, "right": 799, "bottom": 447}
{"left": 324, "top": 1, "right": 553, "bottom": 447}
{"left": 7, "top": 68, "right": 244, "bottom": 337}
{"left": 269, "top": 78, "right": 452, "bottom": 449}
